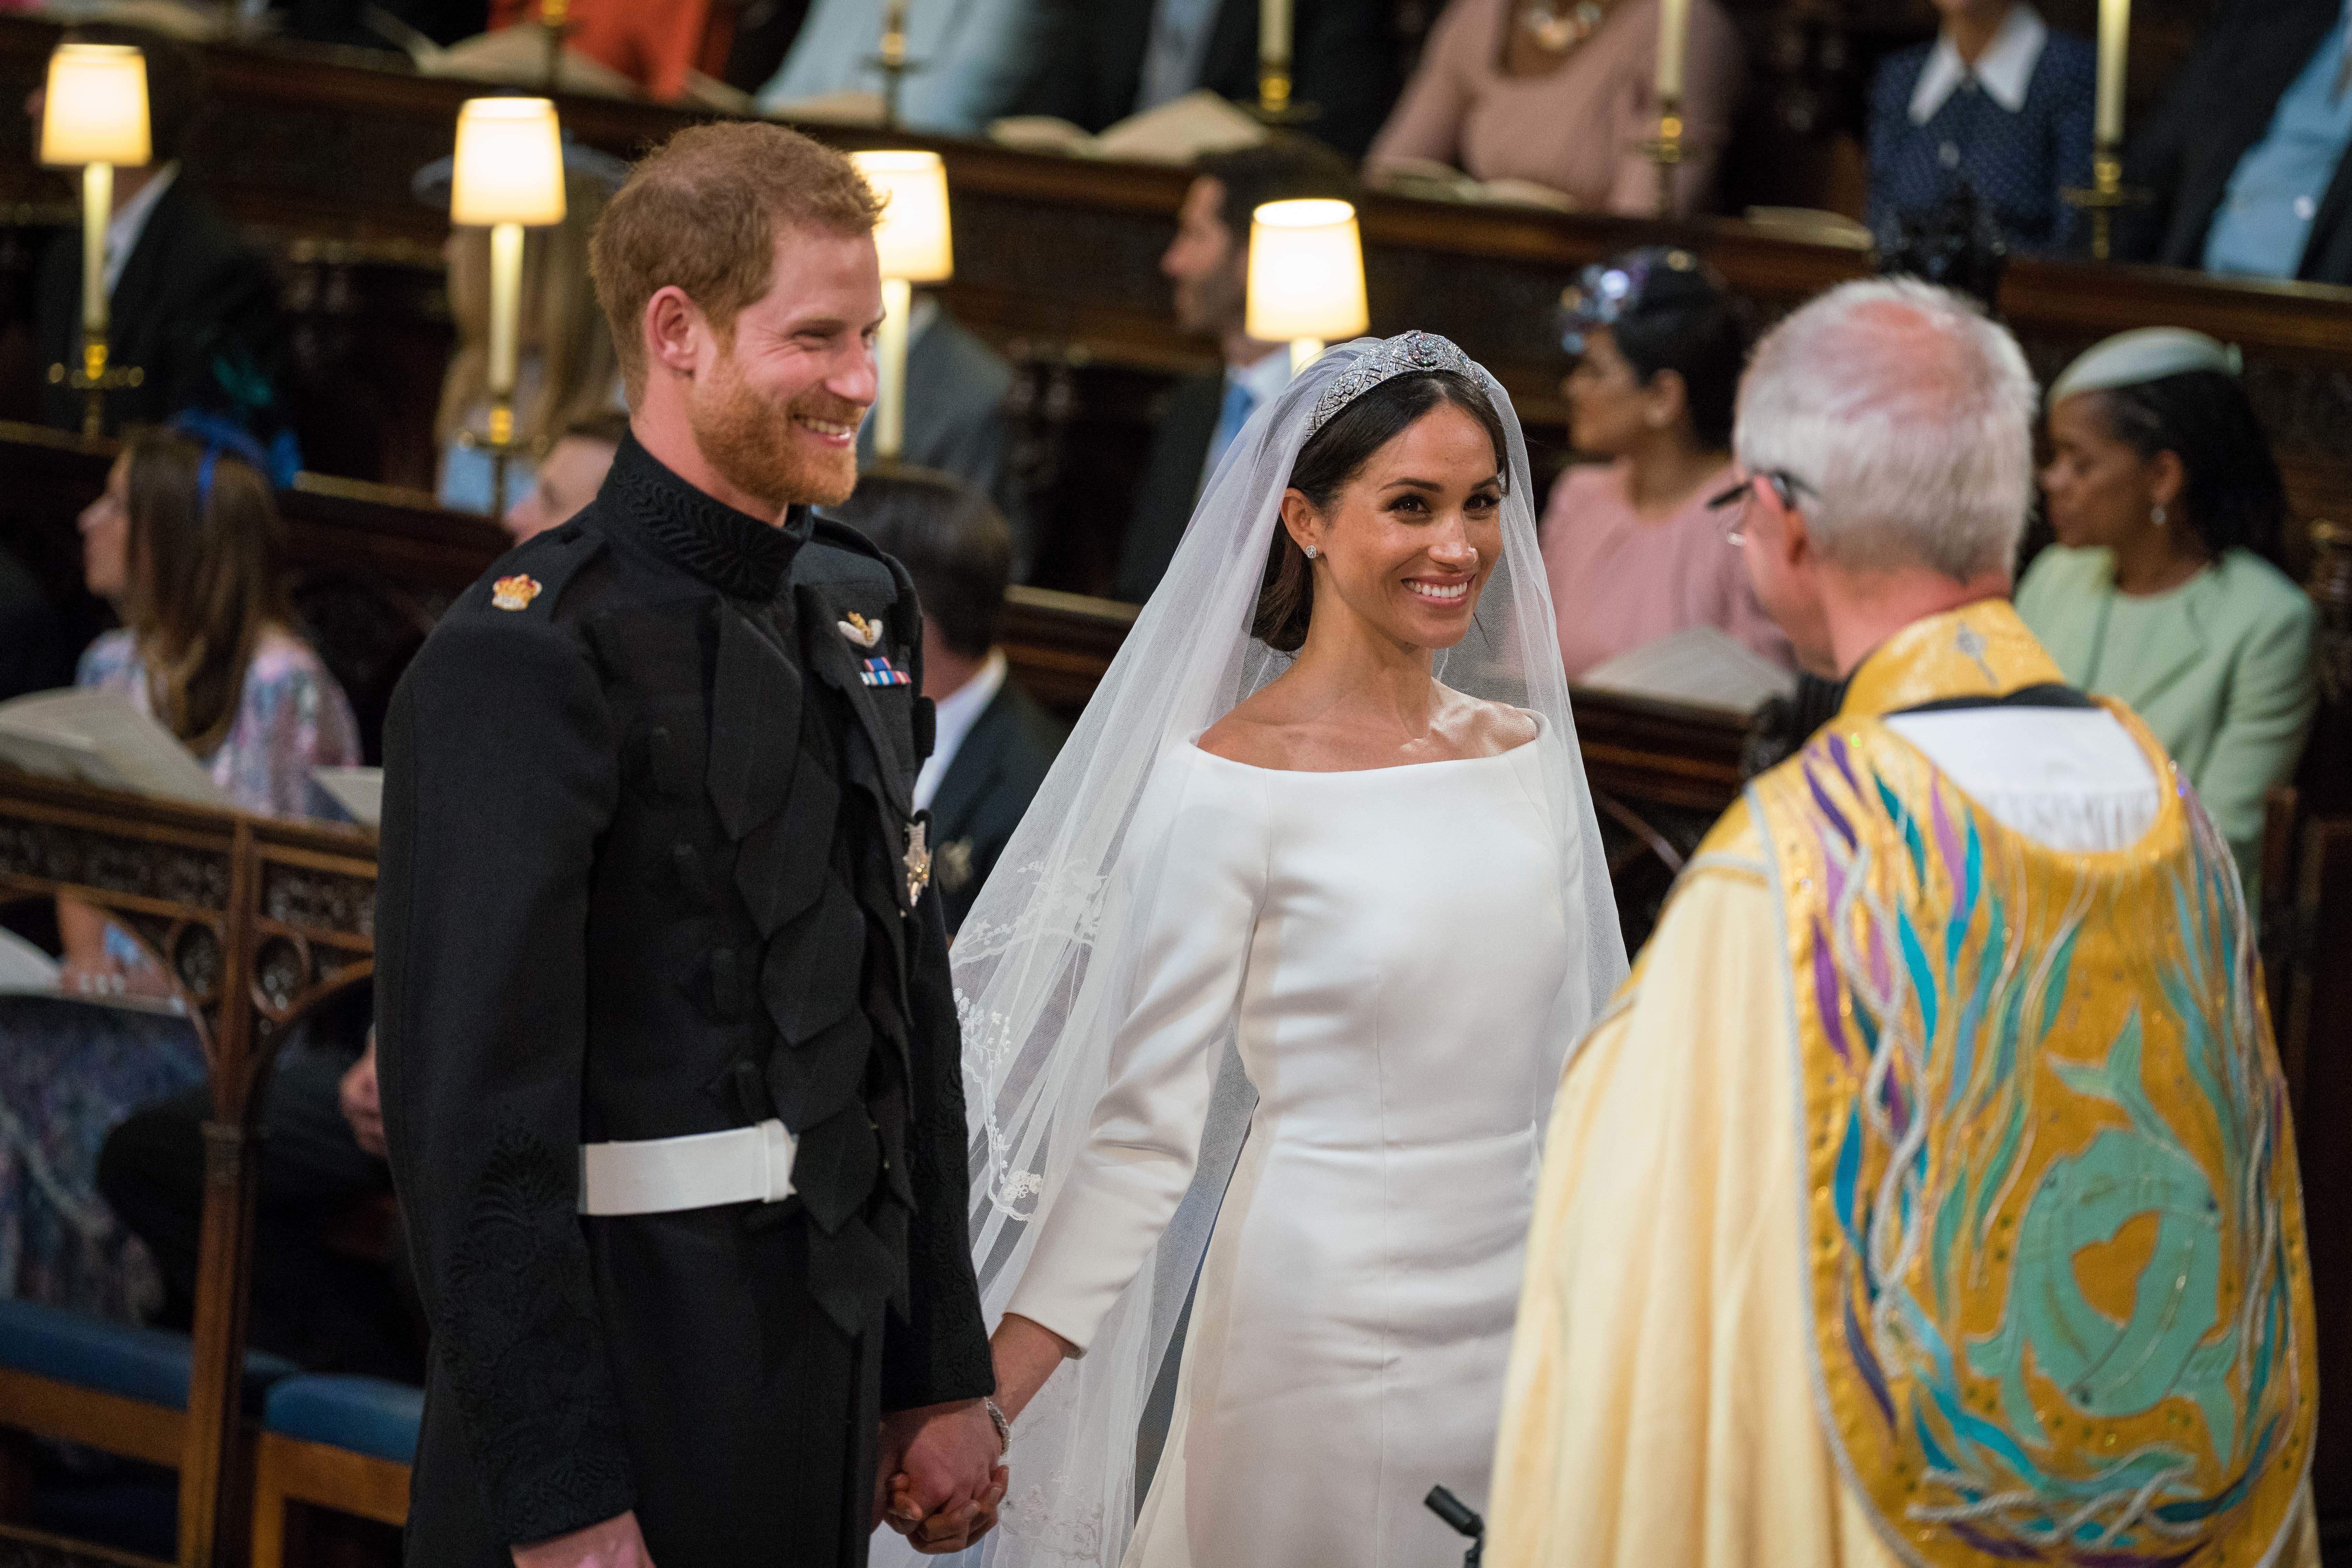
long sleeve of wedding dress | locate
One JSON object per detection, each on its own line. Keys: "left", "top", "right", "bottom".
{"left": 1006, "top": 749, "right": 1270, "bottom": 1354}
{"left": 999, "top": 730, "right": 1579, "bottom": 1568}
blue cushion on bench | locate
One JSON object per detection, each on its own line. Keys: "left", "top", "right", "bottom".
{"left": 0, "top": 1296, "right": 299, "bottom": 1414}
{"left": 263, "top": 1375, "right": 422, "bottom": 1464}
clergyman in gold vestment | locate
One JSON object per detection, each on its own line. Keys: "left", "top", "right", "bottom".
{"left": 1489, "top": 280, "right": 2320, "bottom": 1568}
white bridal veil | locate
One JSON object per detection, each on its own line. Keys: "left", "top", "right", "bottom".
{"left": 898, "top": 333, "right": 1627, "bottom": 1567}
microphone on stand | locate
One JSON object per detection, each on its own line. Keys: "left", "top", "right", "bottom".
{"left": 1425, "top": 1485, "right": 1484, "bottom": 1566}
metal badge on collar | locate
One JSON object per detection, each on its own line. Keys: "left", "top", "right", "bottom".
{"left": 837, "top": 610, "right": 883, "bottom": 647}
{"left": 492, "top": 573, "right": 541, "bottom": 611}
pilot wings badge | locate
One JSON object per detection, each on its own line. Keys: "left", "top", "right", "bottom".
{"left": 837, "top": 611, "right": 883, "bottom": 648}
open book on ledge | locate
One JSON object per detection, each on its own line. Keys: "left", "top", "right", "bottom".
{"left": 0, "top": 688, "right": 229, "bottom": 809}
{"left": 1575, "top": 626, "right": 1797, "bottom": 717}
{"left": 988, "top": 90, "right": 1268, "bottom": 165}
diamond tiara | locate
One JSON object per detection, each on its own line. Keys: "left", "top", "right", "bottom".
{"left": 1307, "top": 332, "right": 1482, "bottom": 437}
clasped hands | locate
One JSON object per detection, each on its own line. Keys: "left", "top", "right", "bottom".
{"left": 878, "top": 1399, "right": 1008, "bottom": 1554}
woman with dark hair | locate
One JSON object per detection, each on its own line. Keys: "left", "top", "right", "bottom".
{"left": 0, "top": 429, "right": 359, "bottom": 1319}
{"left": 1540, "top": 247, "right": 1790, "bottom": 678}
{"left": 2019, "top": 328, "right": 2315, "bottom": 885}
{"left": 909, "top": 334, "right": 1623, "bottom": 1568}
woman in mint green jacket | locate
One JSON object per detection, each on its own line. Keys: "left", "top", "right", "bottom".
{"left": 2018, "top": 327, "right": 2315, "bottom": 891}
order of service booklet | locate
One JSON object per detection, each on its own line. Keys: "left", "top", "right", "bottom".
{"left": 1577, "top": 625, "right": 1799, "bottom": 716}
{"left": 0, "top": 688, "right": 229, "bottom": 809}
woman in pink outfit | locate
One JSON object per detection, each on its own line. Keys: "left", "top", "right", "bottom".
{"left": 1538, "top": 247, "right": 1793, "bottom": 679}
{"left": 1367, "top": 0, "right": 1743, "bottom": 215}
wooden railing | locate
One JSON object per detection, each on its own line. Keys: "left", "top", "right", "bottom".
{"left": 0, "top": 776, "right": 376, "bottom": 1568}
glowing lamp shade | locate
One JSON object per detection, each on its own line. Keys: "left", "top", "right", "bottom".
{"left": 40, "top": 44, "right": 149, "bottom": 168}
{"left": 1246, "top": 199, "right": 1368, "bottom": 344}
{"left": 449, "top": 97, "right": 567, "bottom": 227}
{"left": 851, "top": 150, "right": 954, "bottom": 283}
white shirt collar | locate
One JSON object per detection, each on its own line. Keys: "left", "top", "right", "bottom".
{"left": 914, "top": 648, "right": 1008, "bottom": 812}
{"left": 104, "top": 162, "right": 179, "bottom": 298}
{"left": 1909, "top": 5, "right": 2047, "bottom": 123}
{"left": 1229, "top": 345, "right": 1293, "bottom": 408}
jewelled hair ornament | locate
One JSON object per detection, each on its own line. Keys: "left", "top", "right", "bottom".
{"left": 1308, "top": 331, "right": 1481, "bottom": 437}
{"left": 1556, "top": 246, "right": 1715, "bottom": 355}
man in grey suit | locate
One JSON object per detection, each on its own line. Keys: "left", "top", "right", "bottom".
{"left": 853, "top": 295, "right": 1031, "bottom": 577}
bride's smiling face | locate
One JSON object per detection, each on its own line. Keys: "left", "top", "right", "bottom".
{"left": 1283, "top": 403, "right": 1505, "bottom": 651}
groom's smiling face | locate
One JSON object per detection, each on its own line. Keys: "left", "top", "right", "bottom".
{"left": 1286, "top": 403, "right": 1505, "bottom": 651}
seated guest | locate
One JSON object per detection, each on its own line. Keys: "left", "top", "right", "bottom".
{"left": 1542, "top": 248, "right": 1790, "bottom": 679}
{"left": 0, "top": 429, "right": 360, "bottom": 1319}
{"left": 99, "top": 1027, "right": 418, "bottom": 1379}
{"left": 1366, "top": 0, "right": 1741, "bottom": 216}
{"left": 429, "top": 159, "right": 625, "bottom": 516}
{"left": 1114, "top": 136, "right": 1358, "bottom": 603}
{"left": 852, "top": 295, "right": 1031, "bottom": 577}
{"left": 2017, "top": 327, "right": 2315, "bottom": 888}
{"left": 485, "top": 0, "right": 731, "bottom": 100}
{"left": 503, "top": 410, "right": 625, "bottom": 543}
{"left": 827, "top": 466, "right": 1066, "bottom": 935}
{"left": 2118, "top": 0, "right": 2352, "bottom": 284}
{"left": 32, "top": 28, "right": 295, "bottom": 449}
{"left": 1866, "top": 0, "right": 2095, "bottom": 254}
{"left": 758, "top": 0, "right": 1049, "bottom": 134}
{"left": 1011, "top": 0, "right": 1398, "bottom": 160}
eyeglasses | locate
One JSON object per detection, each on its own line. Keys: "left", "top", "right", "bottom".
{"left": 1707, "top": 469, "right": 1812, "bottom": 546}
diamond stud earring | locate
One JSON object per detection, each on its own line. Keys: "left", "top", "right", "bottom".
{"left": 1303, "top": 544, "right": 1318, "bottom": 559}
{"left": 2152, "top": 505, "right": 2168, "bottom": 529}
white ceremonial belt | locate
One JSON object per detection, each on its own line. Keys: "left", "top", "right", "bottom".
{"left": 578, "top": 1119, "right": 796, "bottom": 1217}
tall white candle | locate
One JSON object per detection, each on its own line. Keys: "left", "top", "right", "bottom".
{"left": 80, "top": 162, "right": 111, "bottom": 341}
{"left": 1656, "top": 0, "right": 1691, "bottom": 100}
{"left": 1261, "top": 0, "right": 1292, "bottom": 69}
{"left": 487, "top": 221, "right": 524, "bottom": 401}
{"left": 2095, "top": 0, "right": 2130, "bottom": 144}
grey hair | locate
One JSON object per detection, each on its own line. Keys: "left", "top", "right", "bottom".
{"left": 1733, "top": 278, "right": 2037, "bottom": 581}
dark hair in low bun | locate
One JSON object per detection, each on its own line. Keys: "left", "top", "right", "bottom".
{"left": 1251, "top": 370, "right": 1508, "bottom": 653}
{"left": 2090, "top": 371, "right": 2288, "bottom": 566}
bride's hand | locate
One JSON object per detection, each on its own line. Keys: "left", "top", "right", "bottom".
{"left": 988, "top": 1313, "right": 1074, "bottom": 1426}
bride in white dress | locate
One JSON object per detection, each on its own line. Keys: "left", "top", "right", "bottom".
{"left": 908, "top": 335, "right": 1625, "bottom": 1568}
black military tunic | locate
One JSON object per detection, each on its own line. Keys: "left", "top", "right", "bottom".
{"left": 377, "top": 433, "right": 992, "bottom": 1566}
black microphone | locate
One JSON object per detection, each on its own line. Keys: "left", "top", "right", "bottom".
{"left": 1425, "top": 1485, "right": 1485, "bottom": 1566}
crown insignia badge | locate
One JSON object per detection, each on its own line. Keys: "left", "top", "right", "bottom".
{"left": 491, "top": 574, "right": 541, "bottom": 612}
{"left": 837, "top": 611, "right": 883, "bottom": 648}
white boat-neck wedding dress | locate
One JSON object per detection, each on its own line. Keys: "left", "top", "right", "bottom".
{"left": 1004, "top": 722, "right": 1580, "bottom": 1567}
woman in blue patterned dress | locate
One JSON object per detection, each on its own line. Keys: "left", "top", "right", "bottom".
{"left": 0, "top": 429, "right": 359, "bottom": 1318}
{"left": 1866, "top": 0, "right": 2096, "bottom": 254}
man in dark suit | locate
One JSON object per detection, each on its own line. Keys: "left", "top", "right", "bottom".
{"left": 852, "top": 299, "right": 1033, "bottom": 577}
{"left": 378, "top": 122, "right": 1000, "bottom": 1568}
{"left": 31, "top": 27, "right": 293, "bottom": 443}
{"left": 1112, "top": 135, "right": 1357, "bottom": 604}
{"left": 1014, "top": 0, "right": 1398, "bottom": 160}
{"left": 2117, "top": 0, "right": 2352, "bottom": 284}
{"left": 828, "top": 465, "right": 1065, "bottom": 937}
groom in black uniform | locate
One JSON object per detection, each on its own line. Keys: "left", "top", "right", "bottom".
{"left": 378, "top": 122, "right": 1001, "bottom": 1568}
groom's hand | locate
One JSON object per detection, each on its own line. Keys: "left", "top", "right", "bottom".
{"left": 891, "top": 1464, "right": 1008, "bottom": 1554}
{"left": 511, "top": 1510, "right": 654, "bottom": 1568}
{"left": 879, "top": 1400, "right": 1000, "bottom": 1528}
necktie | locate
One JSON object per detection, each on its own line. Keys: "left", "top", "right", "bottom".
{"left": 1208, "top": 377, "right": 1257, "bottom": 473}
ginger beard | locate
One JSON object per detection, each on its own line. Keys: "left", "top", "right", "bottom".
{"left": 688, "top": 333, "right": 865, "bottom": 513}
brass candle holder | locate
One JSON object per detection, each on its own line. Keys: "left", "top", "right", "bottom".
{"left": 1250, "top": 60, "right": 1320, "bottom": 127}
{"left": 1638, "top": 99, "right": 1687, "bottom": 221}
{"left": 50, "top": 341, "right": 143, "bottom": 440}
{"left": 867, "top": 0, "right": 921, "bottom": 128}
{"left": 2062, "top": 144, "right": 2149, "bottom": 262}
{"left": 540, "top": 0, "right": 569, "bottom": 92}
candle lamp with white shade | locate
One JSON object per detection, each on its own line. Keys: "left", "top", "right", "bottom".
{"left": 450, "top": 96, "right": 568, "bottom": 518}
{"left": 1246, "top": 198, "right": 1368, "bottom": 379}
{"left": 40, "top": 41, "right": 151, "bottom": 438}
{"left": 850, "top": 150, "right": 954, "bottom": 462}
